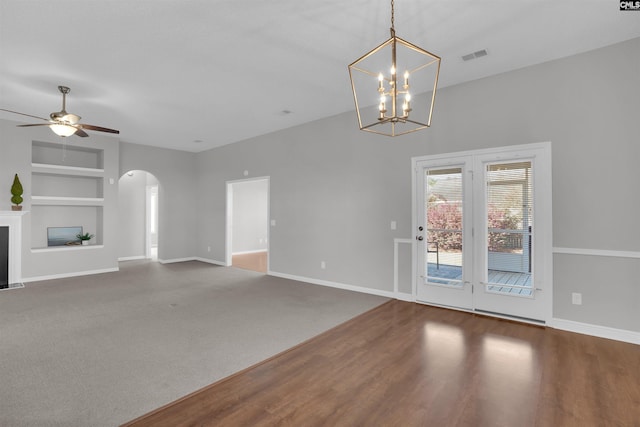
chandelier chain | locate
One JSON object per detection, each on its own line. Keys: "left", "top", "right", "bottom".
{"left": 390, "top": 0, "right": 395, "bottom": 31}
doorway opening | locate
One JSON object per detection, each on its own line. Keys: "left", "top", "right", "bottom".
{"left": 118, "top": 170, "right": 160, "bottom": 262}
{"left": 226, "top": 177, "right": 269, "bottom": 273}
{"left": 146, "top": 184, "right": 159, "bottom": 261}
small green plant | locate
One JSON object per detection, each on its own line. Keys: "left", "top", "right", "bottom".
{"left": 11, "top": 174, "right": 23, "bottom": 207}
{"left": 76, "top": 232, "right": 94, "bottom": 241}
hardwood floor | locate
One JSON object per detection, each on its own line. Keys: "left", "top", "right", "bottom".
{"left": 122, "top": 300, "right": 640, "bottom": 426}
{"left": 232, "top": 251, "right": 268, "bottom": 273}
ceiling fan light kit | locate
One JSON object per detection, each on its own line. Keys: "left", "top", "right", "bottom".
{"left": 348, "top": 0, "right": 441, "bottom": 136}
{"left": 0, "top": 85, "right": 119, "bottom": 139}
{"left": 49, "top": 123, "right": 78, "bottom": 137}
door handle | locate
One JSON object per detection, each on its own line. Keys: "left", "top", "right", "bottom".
{"left": 416, "top": 236, "right": 424, "bottom": 241}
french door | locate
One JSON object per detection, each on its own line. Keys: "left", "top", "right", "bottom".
{"left": 413, "top": 143, "right": 552, "bottom": 323}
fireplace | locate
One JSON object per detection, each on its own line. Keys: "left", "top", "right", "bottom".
{"left": 0, "top": 226, "right": 7, "bottom": 288}
{"left": 0, "top": 211, "right": 26, "bottom": 290}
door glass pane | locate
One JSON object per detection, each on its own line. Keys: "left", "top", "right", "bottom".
{"left": 485, "top": 161, "right": 533, "bottom": 296}
{"left": 425, "top": 168, "right": 463, "bottom": 287}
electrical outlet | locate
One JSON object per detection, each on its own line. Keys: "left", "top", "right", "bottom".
{"left": 321, "top": 261, "right": 326, "bottom": 269}
{"left": 207, "top": 246, "right": 211, "bottom": 252}
{"left": 390, "top": 220, "right": 397, "bottom": 230}
{"left": 572, "top": 292, "right": 582, "bottom": 305}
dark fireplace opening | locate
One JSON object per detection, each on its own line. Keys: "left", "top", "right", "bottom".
{"left": 0, "top": 226, "right": 8, "bottom": 289}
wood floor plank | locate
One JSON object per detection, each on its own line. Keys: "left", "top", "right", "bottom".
{"left": 232, "top": 251, "right": 268, "bottom": 273}
{"left": 122, "top": 300, "right": 640, "bottom": 427}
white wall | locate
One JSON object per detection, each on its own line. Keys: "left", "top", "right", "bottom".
{"left": 231, "top": 179, "right": 268, "bottom": 254}
{"left": 196, "top": 37, "right": 640, "bottom": 333}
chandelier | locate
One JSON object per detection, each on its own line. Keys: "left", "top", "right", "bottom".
{"left": 348, "top": 0, "right": 441, "bottom": 136}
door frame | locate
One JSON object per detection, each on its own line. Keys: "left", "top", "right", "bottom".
{"left": 225, "top": 176, "right": 270, "bottom": 270}
{"left": 411, "top": 142, "right": 553, "bottom": 323}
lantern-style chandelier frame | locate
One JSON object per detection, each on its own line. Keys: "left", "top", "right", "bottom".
{"left": 348, "top": 0, "right": 441, "bottom": 136}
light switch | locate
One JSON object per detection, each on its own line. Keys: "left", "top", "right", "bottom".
{"left": 270, "top": 219, "right": 276, "bottom": 226}
{"left": 391, "top": 221, "right": 397, "bottom": 230}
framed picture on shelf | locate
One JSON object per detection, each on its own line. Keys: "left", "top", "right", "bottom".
{"left": 47, "top": 226, "right": 83, "bottom": 246}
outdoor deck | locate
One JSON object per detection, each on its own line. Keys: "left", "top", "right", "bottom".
{"left": 426, "top": 264, "right": 532, "bottom": 296}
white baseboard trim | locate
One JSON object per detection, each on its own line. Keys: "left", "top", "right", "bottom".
{"left": 232, "top": 249, "right": 268, "bottom": 255}
{"left": 194, "top": 257, "right": 227, "bottom": 266}
{"left": 268, "top": 270, "right": 401, "bottom": 300}
{"left": 550, "top": 318, "right": 640, "bottom": 345}
{"left": 22, "top": 267, "right": 120, "bottom": 283}
{"left": 158, "top": 257, "right": 197, "bottom": 264}
{"left": 118, "top": 255, "right": 146, "bottom": 261}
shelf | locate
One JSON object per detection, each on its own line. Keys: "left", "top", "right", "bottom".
{"left": 32, "top": 140, "right": 104, "bottom": 169}
{"left": 32, "top": 163, "right": 104, "bottom": 177}
{"left": 31, "top": 245, "right": 105, "bottom": 253}
{"left": 31, "top": 196, "right": 104, "bottom": 206}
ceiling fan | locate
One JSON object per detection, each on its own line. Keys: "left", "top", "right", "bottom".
{"left": 0, "top": 85, "right": 119, "bottom": 138}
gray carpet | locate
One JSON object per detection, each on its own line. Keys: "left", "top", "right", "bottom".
{"left": 0, "top": 260, "right": 388, "bottom": 426}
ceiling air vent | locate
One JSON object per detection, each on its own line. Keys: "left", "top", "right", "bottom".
{"left": 462, "top": 49, "right": 488, "bottom": 61}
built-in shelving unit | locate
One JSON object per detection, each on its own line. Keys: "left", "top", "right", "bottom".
{"left": 30, "top": 141, "right": 106, "bottom": 250}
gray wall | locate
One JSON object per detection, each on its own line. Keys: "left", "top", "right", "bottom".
{"left": 119, "top": 142, "right": 197, "bottom": 262}
{"left": 231, "top": 179, "right": 268, "bottom": 254}
{"left": 196, "top": 37, "right": 640, "bottom": 332}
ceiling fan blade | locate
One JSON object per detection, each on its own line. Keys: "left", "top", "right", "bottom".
{"left": 74, "top": 128, "right": 89, "bottom": 137}
{"left": 0, "top": 108, "right": 50, "bottom": 122}
{"left": 16, "top": 123, "right": 53, "bottom": 128}
{"left": 77, "top": 123, "right": 120, "bottom": 134}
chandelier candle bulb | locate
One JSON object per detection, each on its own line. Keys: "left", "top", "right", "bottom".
{"left": 403, "top": 96, "right": 410, "bottom": 114}
{"left": 403, "top": 94, "right": 411, "bottom": 116}
{"left": 404, "top": 71, "right": 409, "bottom": 88}
{"left": 378, "top": 73, "right": 384, "bottom": 91}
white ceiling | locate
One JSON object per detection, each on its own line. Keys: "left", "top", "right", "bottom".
{"left": 1, "top": 0, "right": 639, "bottom": 152}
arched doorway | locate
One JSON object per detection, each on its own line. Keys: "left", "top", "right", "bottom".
{"left": 118, "top": 170, "right": 160, "bottom": 261}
